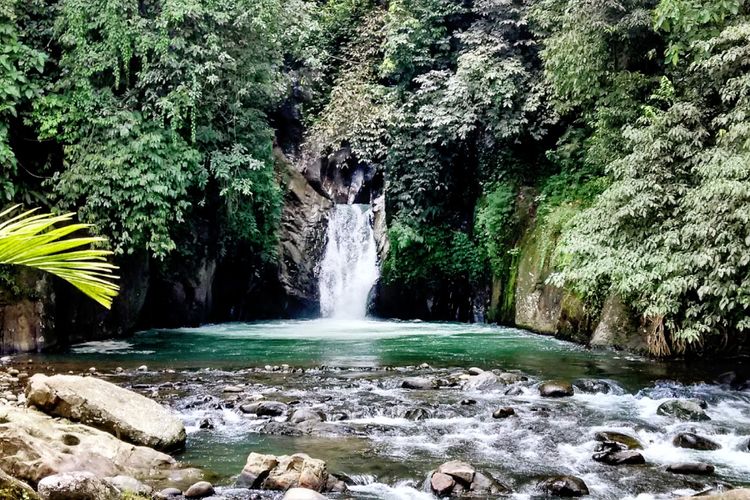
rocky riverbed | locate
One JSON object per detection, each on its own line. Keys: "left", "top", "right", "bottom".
{"left": 1, "top": 351, "right": 749, "bottom": 500}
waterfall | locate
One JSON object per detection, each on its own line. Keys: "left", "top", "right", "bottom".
{"left": 319, "top": 204, "right": 379, "bottom": 319}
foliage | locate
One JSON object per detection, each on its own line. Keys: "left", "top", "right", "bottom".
{"left": 0, "top": 205, "right": 118, "bottom": 308}
{"left": 475, "top": 183, "right": 518, "bottom": 276}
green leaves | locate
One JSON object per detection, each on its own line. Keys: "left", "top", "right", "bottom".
{"left": 0, "top": 205, "right": 118, "bottom": 308}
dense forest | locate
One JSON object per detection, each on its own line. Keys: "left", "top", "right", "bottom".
{"left": 2, "top": 0, "right": 750, "bottom": 357}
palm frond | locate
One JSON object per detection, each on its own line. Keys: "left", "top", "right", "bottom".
{"left": 0, "top": 205, "right": 119, "bottom": 309}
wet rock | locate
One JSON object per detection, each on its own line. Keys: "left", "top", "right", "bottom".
{"left": 0, "top": 469, "right": 39, "bottom": 499}
{"left": 289, "top": 408, "right": 326, "bottom": 424}
{"left": 283, "top": 488, "right": 328, "bottom": 500}
{"left": 137, "top": 365, "right": 148, "bottom": 372}
{"left": 592, "top": 448, "right": 646, "bottom": 465}
{"left": 469, "top": 471, "right": 511, "bottom": 495}
{"left": 431, "top": 472, "right": 456, "bottom": 496}
{"left": 498, "top": 372, "right": 526, "bottom": 384}
{"left": 594, "top": 431, "right": 643, "bottom": 450}
{"left": 223, "top": 385, "right": 244, "bottom": 393}
{"left": 26, "top": 374, "right": 186, "bottom": 451}
{"left": 265, "top": 453, "right": 328, "bottom": 491}
{"left": 184, "top": 481, "right": 215, "bottom": 498}
{"left": 331, "top": 412, "right": 348, "bottom": 421}
{"left": 505, "top": 386, "right": 525, "bottom": 396}
{"left": 657, "top": 399, "right": 710, "bottom": 421}
{"left": 667, "top": 462, "right": 715, "bottom": 475}
{"left": 573, "top": 379, "right": 613, "bottom": 394}
{"left": 460, "top": 399, "right": 477, "bottom": 406}
{"left": 237, "top": 453, "right": 279, "bottom": 488}
{"left": 402, "top": 377, "right": 439, "bottom": 390}
{"left": 492, "top": 407, "right": 515, "bottom": 419}
{"left": 467, "top": 367, "right": 484, "bottom": 376}
{"left": 464, "top": 372, "right": 499, "bottom": 390}
{"left": 37, "top": 471, "right": 120, "bottom": 500}
{"left": 404, "top": 408, "right": 431, "bottom": 421}
{"left": 539, "top": 381, "right": 574, "bottom": 397}
{"left": 199, "top": 418, "right": 214, "bottom": 430}
{"left": 106, "top": 475, "right": 152, "bottom": 496}
{"left": 539, "top": 476, "right": 589, "bottom": 497}
{"left": 241, "top": 401, "right": 288, "bottom": 417}
{"left": 673, "top": 432, "right": 721, "bottom": 451}
{"left": 676, "top": 489, "right": 750, "bottom": 499}
{"left": 437, "top": 461, "right": 475, "bottom": 484}
{"left": 0, "top": 405, "right": 194, "bottom": 485}
{"left": 157, "top": 487, "right": 183, "bottom": 498}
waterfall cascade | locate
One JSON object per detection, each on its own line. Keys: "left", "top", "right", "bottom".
{"left": 319, "top": 204, "right": 379, "bottom": 318}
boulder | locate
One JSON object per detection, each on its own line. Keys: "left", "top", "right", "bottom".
{"left": 156, "top": 487, "right": 183, "bottom": 498}
{"left": 237, "top": 453, "right": 279, "bottom": 488}
{"left": 539, "top": 381, "right": 574, "bottom": 397}
{"left": 592, "top": 449, "right": 645, "bottom": 465}
{"left": 463, "top": 372, "right": 498, "bottom": 390}
{"left": 467, "top": 367, "right": 484, "bottom": 376}
{"left": 0, "top": 405, "right": 195, "bottom": 485}
{"left": 469, "top": 471, "right": 510, "bottom": 495}
{"left": 667, "top": 462, "right": 715, "bottom": 475}
{"left": 283, "top": 488, "right": 328, "bottom": 500}
{"left": 401, "top": 377, "right": 439, "bottom": 390}
{"left": 240, "top": 401, "right": 288, "bottom": 417}
{"left": 539, "top": 476, "right": 589, "bottom": 497}
{"left": 106, "top": 475, "right": 152, "bottom": 496}
{"left": 492, "top": 407, "right": 515, "bottom": 419}
{"left": 238, "top": 452, "right": 334, "bottom": 493}
{"left": 0, "top": 468, "right": 39, "bottom": 499}
{"left": 573, "top": 379, "right": 613, "bottom": 394}
{"left": 430, "top": 472, "right": 455, "bottom": 497}
{"left": 26, "top": 374, "right": 186, "bottom": 451}
{"left": 37, "top": 471, "right": 119, "bottom": 500}
{"left": 594, "top": 431, "right": 642, "bottom": 450}
{"left": 289, "top": 408, "right": 326, "bottom": 424}
{"left": 437, "top": 461, "right": 475, "bottom": 484}
{"left": 672, "top": 432, "right": 721, "bottom": 450}
{"left": 656, "top": 399, "right": 710, "bottom": 421}
{"left": 184, "top": 481, "right": 215, "bottom": 498}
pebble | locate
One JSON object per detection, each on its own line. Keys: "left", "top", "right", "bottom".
{"left": 492, "top": 407, "right": 515, "bottom": 419}
{"left": 137, "top": 365, "right": 148, "bottom": 372}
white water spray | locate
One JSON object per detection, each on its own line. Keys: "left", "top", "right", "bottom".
{"left": 319, "top": 204, "right": 379, "bottom": 318}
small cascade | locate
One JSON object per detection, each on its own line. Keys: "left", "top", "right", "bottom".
{"left": 319, "top": 204, "right": 379, "bottom": 319}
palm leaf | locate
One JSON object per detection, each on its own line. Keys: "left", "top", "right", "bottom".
{"left": 0, "top": 205, "right": 119, "bottom": 309}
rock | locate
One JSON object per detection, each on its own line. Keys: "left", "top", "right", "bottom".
{"left": 430, "top": 472, "right": 455, "bottom": 496}
{"left": 467, "top": 367, "right": 484, "bottom": 376}
{"left": 106, "top": 475, "right": 152, "bottom": 496}
{"left": 437, "top": 461, "right": 475, "bottom": 484}
{"left": 223, "top": 385, "right": 244, "bottom": 393}
{"left": 137, "top": 365, "right": 148, "bottom": 372}
{"left": 505, "top": 386, "right": 525, "bottom": 396}
{"left": 492, "top": 407, "right": 515, "bottom": 419}
{"left": 667, "top": 462, "right": 715, "bottom": 475}
{"left": 0, "top": 468, "right": 39, "bottom": 499}
{"left": 26, "top": 374, "right": 186, "bottom": 451}
{"left": 0, "top": 405, "right": 194, "bottom": 485}
{"left": 157, "top": 487, "right": 183, "bottom": 498}
{"left": 237, "top": 453, "right": 279, "bottom": 488}
{"left": 238, "top": 452, "right": 332, "bottom": 492}
{"left": 283, "top": 488, "right": 328, "bottom": 500}
{"left": 241, "top": 401, "right": 288, "bottom": 417}
{"left": 539, "top": 381, "right": 574, "bottom": 397}
{"left": 401, "top": 377, "right": 438, "bottom": 390}
{"left": 464, "top": 372, "right": 499, "bottom": 390}
{"left": 404, "top": 408, "right": 430, "bottom": 421}
{"left": 184, "top": 481, "right": 215, "bottom": 498}
{"left": 460, "top": 399, "right": 477, "bottom": 406}
{"left": 264, "top": 454, "right": 328, "bottom": 492}
{"left": 573, "top": 379, "right": 613, "bottom": 394}
{"left": 469, "top": 471, "right": 511, "bottom": 495}
{"left": 592, "top": 448, "right": 646, "bottom": 465}
{"left": 37, "top": 471, "right": 120, "bottom": 500}
{"left": 594, "top": 431, "right": 643, "bottom": 450}
{"left": 498, "top": 372, "right": 526, "bottom": 384}
{"left": 673, "top": 432, "right": 722, "bottom": 450}
{"left": 289, "top": 408, "right": 326, "bottom": 424}
{"left": 7, "top": 368, "right": 19, "bottom": 377}
{"left": 199, "top": 418, "right": 214, "bottom": 429}
{"left": 539, "top": 476, "right": 589, "bottom": 497}
{"left": 657, "top": 399, "right": 710, "bottom": 421}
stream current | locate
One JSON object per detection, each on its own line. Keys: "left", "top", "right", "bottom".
{"left": 26, "top": 319, "right": 750, "bottom": 499}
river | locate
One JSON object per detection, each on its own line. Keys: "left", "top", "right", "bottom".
{"left": 25, "top": 318, "right": 750, "bottom": 499}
